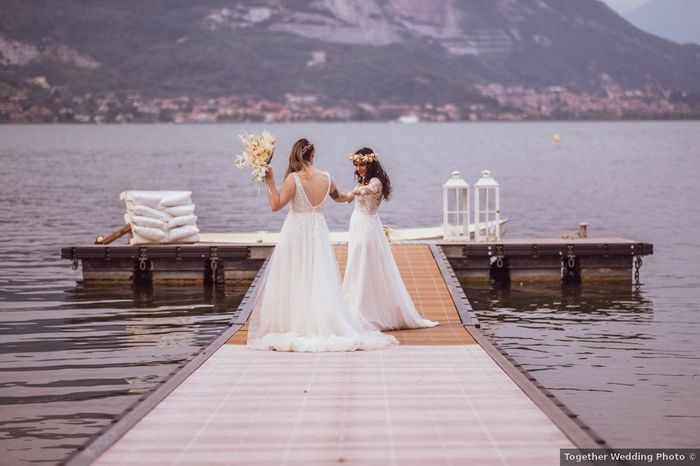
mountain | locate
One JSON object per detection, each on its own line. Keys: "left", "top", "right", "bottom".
{"left": 1, "top": 0, "right": 700, "bottom": 122}
{"left": 625, "top": 0, "right": 700, "bottom": 45}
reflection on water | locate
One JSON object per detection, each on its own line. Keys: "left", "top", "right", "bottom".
{"left": 0, "top": 283, "right": 246, "bottom": 466}
{"left": 469, "top": 283, "right": 653, "bottom": 330}
{"left": 463, "top": 282, "right": 700, "bottom": 448}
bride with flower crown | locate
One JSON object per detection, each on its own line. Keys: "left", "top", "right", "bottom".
{"left": 246, "top": 138, "right": 398, "bottom": 352}
{"left": 343, "top": 148, "right": 438, "bottom": 331}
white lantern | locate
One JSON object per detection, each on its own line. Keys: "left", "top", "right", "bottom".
{"left": 474, "top": 169, "right": 500, "bottom": 241}
{"left": 442, "top": 171, "right": 470, "bottom": 240}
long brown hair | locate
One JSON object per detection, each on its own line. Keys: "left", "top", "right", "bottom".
{"left": 285, "top": 138, "right": 315, "bottom": 178}
{"left": 352, "top": 147, "right": 392, "bottom": 200}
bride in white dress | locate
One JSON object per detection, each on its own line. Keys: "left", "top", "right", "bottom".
{"left": 342, "top": 148, "right": 438, "bottom": 331}
{"left": 246, "top": 139, "right": 398, "bottom": 352}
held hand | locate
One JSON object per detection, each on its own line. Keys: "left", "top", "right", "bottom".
{"left": 347, "top": 192, "right": 355, "bottom": 203}
{"left": 265, "top": 165, "right": 274, "bottom": 182}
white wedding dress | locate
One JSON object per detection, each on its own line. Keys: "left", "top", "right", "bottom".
{"left": 342, "top": 177, "right": 439, "bottom": 331}
{"left": 247, "top": 171, "right": 398, "bottom": 352}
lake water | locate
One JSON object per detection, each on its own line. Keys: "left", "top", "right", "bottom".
{"left": 1, "top": 122, "right": 699, "bottom": 464}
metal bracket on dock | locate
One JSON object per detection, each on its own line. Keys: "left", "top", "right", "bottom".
{"left": 208, "top": 247, "right": 219, "bottom": 283}
{"left": 494, "top": 244, "right": 505, "bottom": 269}
{"left": 560, "top": 244, "right": 582, "bottom": 283}
{"left": 69, "top": 247, "right": 80, "bottom": 270}
{"left": 632, "top": 243, "right": 647, "bottom": 286}
{"left": 564, "top": 244, "right": 576, "bottom": 269}
{"left": 634, "top": 255, "right": 643, "bottom": 286}
{"left": 137, "top": 247, "right": 150, "bottom": 271}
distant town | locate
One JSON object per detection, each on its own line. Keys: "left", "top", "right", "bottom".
{"left": 1, "top": 77, "right": 698, "bottom": 123}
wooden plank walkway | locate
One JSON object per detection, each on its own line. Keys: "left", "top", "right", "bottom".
{"left": 91, "top": 244, "right": 579, "bottom": 466}
{"left": 227, "top": 245, "right": 475, "bottom": 346}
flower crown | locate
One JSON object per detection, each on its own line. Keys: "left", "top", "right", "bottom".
{"left": 348, "top": 151, "right": 379, "bottom": 164}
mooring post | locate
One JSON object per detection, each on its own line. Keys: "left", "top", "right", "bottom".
{"left": 578, "top": 223, "right": 588, "bottom": 238}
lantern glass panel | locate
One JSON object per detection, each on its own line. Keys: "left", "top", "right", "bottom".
{"left": 479, "top": 190, "right": 487, "bottom": 212}
{"left": 447, "top": 189, "right": 457, "bottom": 213}
{"left": 458, "top": 212, "right": 467, "bottom": 231}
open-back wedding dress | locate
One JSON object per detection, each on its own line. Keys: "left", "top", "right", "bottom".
{"left": 247, "top": 171, "right": 398, "bottom": 352}
{"left": 342, "top": 177, "right": 439, "bottom": 331}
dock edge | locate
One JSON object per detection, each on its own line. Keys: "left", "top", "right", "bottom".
{"left": 429, "top": 244, "right": 610, "bottom": 451}
{"left": 60, "top": 257, "right": 270, "bottom": 466}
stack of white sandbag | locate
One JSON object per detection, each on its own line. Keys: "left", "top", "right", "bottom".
{"left": 119, "top": 191, "right": 199, "bottom": 245}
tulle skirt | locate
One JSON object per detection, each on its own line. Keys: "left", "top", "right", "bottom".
{"left": 342, "top": 210, "right": 439, "bottom": 331}
{"left": 247, "top": 211, "right": 398, "bottom": 352}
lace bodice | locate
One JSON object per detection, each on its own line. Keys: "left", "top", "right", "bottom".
{"left": 353, "top": 177, "right": 383, "bottom": 215}
{"left": 291, "top": 171, "right": 330, "bottom": 214}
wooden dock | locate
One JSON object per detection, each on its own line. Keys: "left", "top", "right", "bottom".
{"left": 67, "top": 245, "right": 605, "bottom": 466}
{"left": 61, "top": 237, "right": 652, "bottom": 287}
{"left": 442, "top": 237, "right": 652, "bottom": 284}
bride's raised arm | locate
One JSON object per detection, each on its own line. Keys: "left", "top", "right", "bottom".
{"left": 329, "top": 179, "right": 354, "bottom": 203}
{"left": 353, "top": 177, "right": 382, "bottom": 196}
{"left": 264, "top": 167, "right": 295, "bottom": 212}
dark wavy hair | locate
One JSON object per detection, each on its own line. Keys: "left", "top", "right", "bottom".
{"left": 352, "top": 147, "right": 391, "bottom": 200}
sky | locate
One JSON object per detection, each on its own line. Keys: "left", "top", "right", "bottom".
{"left": 599, "top": 0, "right": 651, "bottom": 14}
{"left": 598, "top": 0, "right": 699, "bottom": 45}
